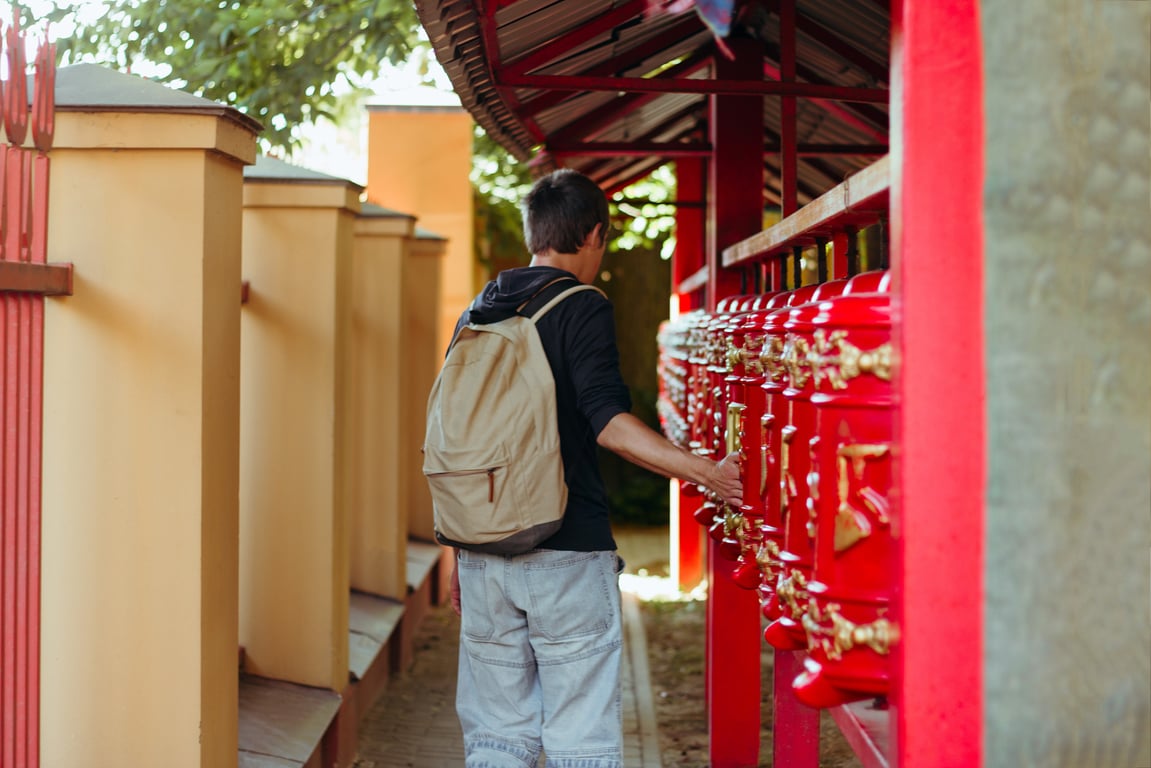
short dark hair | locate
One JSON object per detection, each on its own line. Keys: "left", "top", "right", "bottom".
{"left": 522, "top": 169, "right": 610, "bottom": 255}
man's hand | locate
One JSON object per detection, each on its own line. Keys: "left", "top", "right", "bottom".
{"left": 450, "top": 555, "right": 462, "bottom": 616}
{"left": 596, "top": 413, "right": 746, "bottom": 508}
{"left": 711, "top": 451, "right": 744, "bottom": 508}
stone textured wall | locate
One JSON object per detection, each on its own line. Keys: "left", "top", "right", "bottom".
{"left": 982, "top": 2, "right": 1150, "bottom": 766}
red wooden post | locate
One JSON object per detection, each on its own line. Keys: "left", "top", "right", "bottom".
{"left": 769, "top": 258, "right": 784, "bottom": 292}
{"left": 673, "top": 157, "right": 706, "bottom": 587}
{"left": 779, "top": 0, "right": 799, "bottom": 217}
{"left": 832, "top": 231, "right": 851, "bottom": 279}
{"left": 707, "top": 38, "right": 762, "bottom": 312}
{"left": 891, "top": 0, "right": 985, "bottom": 765}
{"left": 706, "top": 35, "right": 764, "bottom": 768}
{"left": 674, "top": 157, "right": 706, "bottom": 313}
{"left": 774, "top": 650, "right": 821, "bottom": 764}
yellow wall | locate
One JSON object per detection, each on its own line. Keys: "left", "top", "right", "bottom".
{"left": 402, "top": 234, "right": 447, "bottom": 541}
{"left": 240, "top": 179, "right": 357, "bottom": 692}
{"left": 365, "top": 107, "right": 473, "bottom": 355}
{"left": 40, "top": 111, "right": 254, "bottom": 768}
{"left": 348, "top": 210, "right": 415, "bottom": 599}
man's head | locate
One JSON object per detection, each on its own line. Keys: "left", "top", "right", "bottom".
{"left": 522, "top": 169, "right": 610, "bottom": 256}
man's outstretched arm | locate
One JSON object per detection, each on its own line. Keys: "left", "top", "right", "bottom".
{"left": 596, "top": 412, "right": 743, "bottom": 508}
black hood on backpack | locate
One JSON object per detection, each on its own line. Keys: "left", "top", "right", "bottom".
{"left": 467, "top": 266, "right": 580, "bottom": 325}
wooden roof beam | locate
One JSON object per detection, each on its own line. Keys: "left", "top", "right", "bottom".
{"left": 566, "top": 102, "right": 704, "bottom": 175}
{"left": 762, "top": 59, "right": 888, "bottom": 142}
{"left": 548, "top": 141, "right": 711, "bottom": 158}
{"left": 515, "top": 16, "right": 707, "bottom": 119}
{"left": 544, "top": 51, "right": 711, "bottom": 145}
{"left": 499, "top": 71, "right": 888, "bottom": 101}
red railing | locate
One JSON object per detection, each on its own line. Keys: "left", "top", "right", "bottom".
{"left": 0, "top": 16, "right": 60, "bottom": 768}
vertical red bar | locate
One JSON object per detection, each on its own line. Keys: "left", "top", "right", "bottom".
{"left": 780, "top": 0, "right": 798, "bottom": 217}
{"left": 673, "top": 482, "right": 703, "bottom": 588}
{"left": 707, "top": 38, "right": 762, "bottom": 311}
{"left": 674, "top": 158, "right": 706, "bottom": 313}
{"left": 891, "top": 1, "right": 985, "bottom": 766}
{"left": 705, "top": 539, "right": 762, "bottom": 768}
{"left": 673, "top": 158, "right": 706, "bottom": 586}
{"left": 769, "top": 259, "right": 784, "bottom": 292}
{"left": 28, "top": 292, "right": 42, "bottom": 768}
{"left": 705, "top": 34, "right": 765, "bottom": 768}
{"left": 832, "top": 231, "right": 851, "bottom": 279}
{"left": 3, "top": 294, "right": 17, "bottom": 768}
{"left": 773, "top": 651, "right": 820, "bottom": 766}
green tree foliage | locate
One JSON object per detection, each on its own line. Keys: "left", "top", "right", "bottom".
{"left": 471, "top": 126, "right": 535, "bottom": 273}
{"left": 52, "top": 0, "right": 420, "bottom": 147}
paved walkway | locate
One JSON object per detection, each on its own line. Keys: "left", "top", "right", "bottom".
{"left": 353, "top": 529, "right": 668, "bottom": 768}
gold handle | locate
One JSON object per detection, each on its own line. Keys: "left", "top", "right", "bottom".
{"left": 780, "top": 426, "right": 797, "bottom": 524}
{"left": 725, "top": 402, "right": 745, "bottom": 457}
{"left": 759, "top": 413, "right": 775, "bottom": 498}
{"left": 761, "top": 336, "right": 787, "bottom": 382}
{"left": 782, "top": 334, "right": 813, "bottom": 388}
{"left": 802, "top": 600, "right": 899, "bottom": 661}
{"left": 810, "top": 329, "right": 892, "bottom": 389}
{"left": 834, "top": 443, "right": 891, "bottom": 552}
{"left": 806, "top": 435, "right": 820, "bottom": 538}
{"left": 755, "top": 539, "right": 780, "bottom": 580}
{"left": 775, "top": 569, "right": 808, "bottom": 617}
{"left": 725, "top": 338, "right": 745, "bottom": 372}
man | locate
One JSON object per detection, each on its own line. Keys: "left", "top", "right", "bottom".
{"left": 449, "top": 168, "right": 743, "bottom": 768}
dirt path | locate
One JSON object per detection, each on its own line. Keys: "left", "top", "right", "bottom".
{"left": 639, "top": 595, "right": 864, "bottom": 767}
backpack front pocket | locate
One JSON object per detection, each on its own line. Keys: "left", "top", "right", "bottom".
{"left": 423, "top": 445, "right": 518, "bottom": 541}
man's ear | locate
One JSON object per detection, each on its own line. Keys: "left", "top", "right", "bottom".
{"left": 584, "top": 222, "right": 605, "bottom": 249}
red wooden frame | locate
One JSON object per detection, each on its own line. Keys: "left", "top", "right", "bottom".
{"left": 515, "top": 16, "right": 705, "bottom": 119}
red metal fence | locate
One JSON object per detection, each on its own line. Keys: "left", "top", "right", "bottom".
{"left": 0, "top": 17, "right": 61, "bottom": 768}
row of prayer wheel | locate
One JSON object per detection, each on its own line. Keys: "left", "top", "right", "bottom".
{"left": 657, "top": 270, "right": 897, "bottom": 708}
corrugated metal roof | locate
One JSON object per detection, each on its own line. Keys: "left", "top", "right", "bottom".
{"left": 415, "top": 0, "right": 889, "bottom": 204}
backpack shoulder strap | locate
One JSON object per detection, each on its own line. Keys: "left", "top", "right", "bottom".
{"left": 528, "top": 283, "right": 606, "bottom": 324}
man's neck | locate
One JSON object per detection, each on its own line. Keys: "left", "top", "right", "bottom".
{"left": 529, "top": 251, "right": 582, "bottom": 279}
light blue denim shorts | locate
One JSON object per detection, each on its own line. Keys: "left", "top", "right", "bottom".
{"left": 456, "top": 548, "right": 625, "bottom": 768}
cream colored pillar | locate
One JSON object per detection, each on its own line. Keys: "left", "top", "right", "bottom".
{"left": 365, "top": 99, "right": 474, "bottom": 356}
{"left": 348, "top": 203, "right": 416, "bottom": 600}
{"left": 403, "top": 228, "right": 447, "bottom": 542}
{"left": 240, "top": 157, "right": 358, "bottom": 692}
{"left": 40, "top": 65, "right": 258, "bottom": 768}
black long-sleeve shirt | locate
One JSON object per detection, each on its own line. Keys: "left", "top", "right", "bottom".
{"left": 455, "top": 266, "right": 632, "bottom": 551}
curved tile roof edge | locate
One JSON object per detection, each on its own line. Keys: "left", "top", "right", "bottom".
{"left": 414, "top": 0, "right": 537, "bottom": 163}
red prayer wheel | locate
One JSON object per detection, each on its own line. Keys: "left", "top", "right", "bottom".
{"left": 717, "top": 296, "right": 758, "bottom": 561}
{"left": 791, "top": 274, "right": 898, "bottom": 708}
{"left": 721, "top": 292, "right": 785, "bottom": 578}
{"left": 763, "top": 280, "right": 849, "bottom": 650}
{"left": 725, "top": 291, "right": 789, "bottom": 598}
{"left": 754, "top": 285, "right": 810, "bottom": 631}
{"left": 692, "top": 297, "right": 754, "bottom": 534}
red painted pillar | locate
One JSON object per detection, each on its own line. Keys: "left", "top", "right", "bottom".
{"left": 706, "top": 35, "right": 764, "bottom": 768}
{"left": 779, "top": 0, "right": 799, "bottom": 217}
{"left": 891, "top": 1, "right": 985, "bottom": 765}
{"left": 673, "top": 158, "right": 706, "bottom": 588}
{"left": 707, "top": 38, "right": 762, "bottom": 311}
{"left": 674, "top": 157, "right": 706, "bottom": 313}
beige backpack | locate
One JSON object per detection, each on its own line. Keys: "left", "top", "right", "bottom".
{"left": 423, "top": 280, "right": 605, "bottom": 554}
